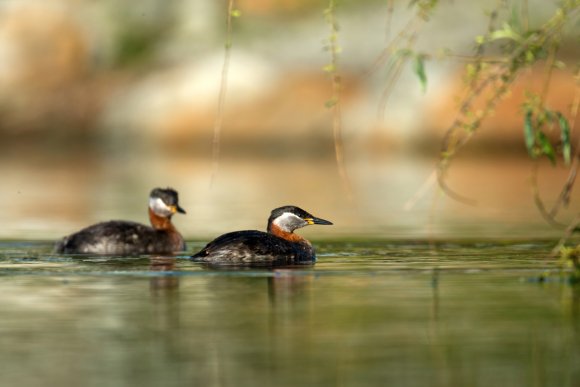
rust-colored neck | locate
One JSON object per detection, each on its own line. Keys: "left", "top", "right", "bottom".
{"left": 148, "top": 208, "right": 185, "bottom": 252}
{"left": 149, "top": 208, "right": 175, "bottom": 231}
{"left": 268, "top": 223, "right": 307, "bottom": 243}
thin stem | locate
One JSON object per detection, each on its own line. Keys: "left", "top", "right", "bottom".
{"left": 539, "top": 45, "right": 557, "bottom": 107}
{"left": 529, "top": 59, "right": 579, "bottom": 230}
{"left": 436, "top": 159, "right": 478, "bottom": 206}
{"left": 522, "top": 0, "right": 529, "bottom": 32}
{"left": 377, "top": 54, "right": 407, "bottom": 122}
{"left": 403, "top": 169, "right": 437, "bottom": 211}
{"left": 530, "top": 162, "right": 569, "bottom": 229}
{"left": 376, "top": 28, "right": 418, "bottom": 121}
{"left": 365, "top": 15, "right": 422, "bottom": 78}
{"left": 210, "top": 0, "right": 235, "bottom": 186}
{"left": 550, "top": 213, "right": 580, "bottom": 258}
{"left": 326, "top": 0, "right": 354, "bottom": 201}
{"left": 332, "top": 81, "right": 353, "bottom": 201}
{"left": 436, "top": 2, "right": 575, "bottom": 202}
{"left": 385, "top": 0, "right": 395, "bottom": 42}
{"left": 546, "top": 79, "right": 580, "bottom": 218}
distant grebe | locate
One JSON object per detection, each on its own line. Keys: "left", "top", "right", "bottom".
{"left": 55, "top": 187, "right": 186, "bottom": 255}
{"left": 191, "top": 205, "right": 332, "bottom": 266}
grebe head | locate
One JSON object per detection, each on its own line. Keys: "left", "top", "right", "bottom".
{"left": 149, "top": 187, "right": 186, "bottom": 218}
{"left": 267, "top": 205, "right": 332, "bottom": 233}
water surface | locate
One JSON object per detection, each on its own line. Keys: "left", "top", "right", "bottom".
{"left": 0, "top": 240, "right": 578, "bottom": 387}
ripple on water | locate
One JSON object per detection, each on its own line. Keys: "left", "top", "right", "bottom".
{"left": 0, "top": 239, "right": 577, "bottom": 387}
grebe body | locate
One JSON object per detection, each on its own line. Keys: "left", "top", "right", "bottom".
{"left": 191, "top": 206, "right": 332, "bottom": 266}
{"left": 56, "top": 188, "right": 186, "bottom": 255}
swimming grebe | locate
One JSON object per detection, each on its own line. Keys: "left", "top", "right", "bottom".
{"left": 55, "top": 187, "right": 186, "bottom": 255}
{"left": 191, "top": 205, "right": 332, "bottom": 265}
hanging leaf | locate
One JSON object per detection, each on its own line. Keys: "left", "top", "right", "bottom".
{"left": 414, "top": 55, "right": 427, "bottom": 93}
{"left": 537, "top": 131, "right": 556, "bottom": 165}
{"left": 509, "top": 5, "right": 523, "bottom": 36}
{"left": 523, "top": 110, "right": 536, "bottom": 158}
{"left": 322, "top": 63, "right": 336, "bottom": 73}
{"left": 557, "top": 112, "right": 571, "bottom": 166}
{"left": 488, "top": 23, "right": 522, "bottom": 42}
{"left": 325, "top": 97, "right": 338, "bottom": 108}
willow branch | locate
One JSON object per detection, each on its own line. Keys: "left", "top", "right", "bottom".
{"left": 210, "top": 0, "right": 235, "bottom": 186}
{"left": 437, "top": 3, "right": 576, "bottom": 201}
{"left": 549, "top": 78, "right": 580, "bottom": 217}
{"left": 550, "top": 213, "right": 580, "bottom": 258}
{"left": 385, "top": 0, "right": 395, "bottom": 42}
{"left": 326, "top": 0, "right": 354, "bottom": 201}
{"left": 365, "top": 14, "right": 423, "bottom": 78}
{"left": 530, "top": 162, "right": 570, "bottom": 229}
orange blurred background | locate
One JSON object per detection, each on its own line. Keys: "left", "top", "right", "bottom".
{"left": 0, "top": 0, "right": 578, "bottom": 241}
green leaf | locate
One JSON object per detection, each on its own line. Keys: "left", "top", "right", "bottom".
{"left": 394, "top": 48, "right": 413, "bottom": 59}
{"left": 554, "top": 60, "right": 566, "bottom": 69}
{"left": 543, "top": 109, "right": 556, "bottom": 123}
{"left": 537, "top": 131, "right": 556, "bottom": 165}
{"left": 414, "top": 55, "right": 427, "bottom": 93}
{"left": 466, "top": 63, "right": 477, "bottom": 79}
{"left": 325, "top": 98, "right": 338, "bottom": 108}
{"left": 523, "top": 110, "right": 536, "bottom": 158}
{"left": 488, "top": 23, "right": 522, "bottom": 42}
{"left": 322, "top": 64, "right": 335, "bottom": 73}
{"left": 231, "top": 9, "right": 242, "bottom": 18}
{"left": 525, "top": 50, "right": 535, "bottom": 63}
{"left": 557, "top": 112, "right": 572, "bottom": 165}
{"left": 509, "top": 5, "right": 522, "bottom": 34}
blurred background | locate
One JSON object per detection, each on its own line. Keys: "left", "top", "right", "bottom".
{"left": 0, "top": 0, "right": 578, "bottom": 241}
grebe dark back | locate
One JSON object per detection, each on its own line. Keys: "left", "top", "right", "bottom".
{"left": 191, "top": 205, "right": 332, "bottom": 266}
{"left": 55, "top": 187, "right": 186, "bottom": 255}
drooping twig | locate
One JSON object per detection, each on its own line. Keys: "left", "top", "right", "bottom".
{"left": 550, "top": 213, "right": 580, "bottom": 258}
{"left": 377, "top": 33, "right": 417, "bottom": 122}
{"left": 531, "top": 49, "right": 580, "bottom": 236}
{"left": 530, "top": 162, "right": 570, "bottom": 229}
{"left": 403, "top": 169, "right": 437, "bottom": 211}
{"left": 529, "top": 51, "right": 577, "bottom": 224}
{"left": 550, "top": 74, "right": 580, "bottom": 215}
{"left": 325, "top": 0, "right": 354, "bottom": 201}
{"left": 210, "top": 0, "right": 236, "bottom": 186}
{"left": 437, "top": 3, "right": 578, "bottom": 202}
{"left": 437, "top": 66, "right": 516, "bottom": 205}
{"left": 531, "top": 73, "right": 580, "bottom": 234}
{"left": 385, "top": 0, "right": 395, "bottom": 42}
{"left": 365, "top": 15, "right": 421, "bottom": 78}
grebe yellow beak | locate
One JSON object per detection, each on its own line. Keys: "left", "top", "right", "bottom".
{"left": 304, "top": 217, "right": 333, "bottom": 226}
{"left": 169, "top": 205, "right": 187, "bottom": 214}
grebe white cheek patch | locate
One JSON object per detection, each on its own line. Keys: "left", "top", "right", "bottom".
{"left": 149, "top": 197, "right": 172, "bottom": 216}
{"left": 272, "top": 212, "right": 306, "bottom": 231}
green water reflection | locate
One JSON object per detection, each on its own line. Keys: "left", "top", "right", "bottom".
{"left": 0, "top": 241, "right": 578, "bottom": 387}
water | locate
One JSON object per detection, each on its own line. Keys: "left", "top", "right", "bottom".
{"left": 0, "top": 240, "right": 578, "bottom": 387}
{"left": 3, "top": 151, "right": 578, "bottom": 241}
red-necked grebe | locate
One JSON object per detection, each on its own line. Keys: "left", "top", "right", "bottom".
{"left": 191, "top": 205, "right": 332, "bottom": 266}
{"left": 55, "top": 187, "right": 186, "bottom": 255}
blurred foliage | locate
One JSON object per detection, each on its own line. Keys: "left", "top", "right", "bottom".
{"left": 429, "top": 0, "right": 579, "bottom": 235}
{"left": 109, "top": 4, "right": 176, "bottom": 67}
{"left": 349, "top": 0, "right": 579, "bottom": 254}
{"left": 437, "top": 0, "right": 577, "bottom": 164}
{"left": 560, "top": 245, "right": 580, "bottom": 282}
{"left": 523, "top": 93, "right": 572, "bottom": 166}
{"left": 322, "top": 0, "right": 353, "bottom": 200}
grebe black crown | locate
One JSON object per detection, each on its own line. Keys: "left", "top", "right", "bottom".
{"left": 149, "top": 187, "right": 186, "bottom": 216}
{"left": 267, "top": 205, "right": 333, "bottom": 233}
{"left": 55, "top": 187, "right": 186, "bottom": 255}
